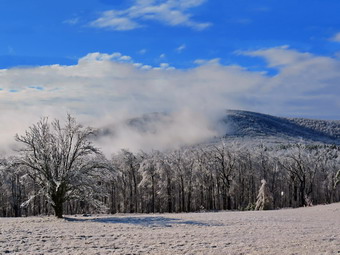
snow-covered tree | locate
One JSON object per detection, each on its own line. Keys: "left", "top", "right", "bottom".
{"left": 15, "top": 115, "right": 107, "bottom": 218}
{"left": 280, "top": 144, "right": 318, "bottom": 207}
{"left": 255, "top": 179, "right": 273, "bottom": 210}
{"left": 211, "top": 142, "right": 238, "bottom": 210}
{"left": 157, "top": 152, "right": 174, "bottom": 212}
{"left": 168, "top": 149, "right": 196, "bottom": 212}
{"left": 0, "top": 157, "right": 10, "bottom": 215}
{"left": 138, "top": 151, "right": 161, "bottom": 213}
{"left": 112, "top": 149, "right": 141, "bottom": 213}
{"left": 0, "top": 157, "right": 26, "bottom": 216}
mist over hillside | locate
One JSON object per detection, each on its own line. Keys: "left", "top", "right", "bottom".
{"left": 95, "top": 110, "right": 221, "bottom": 154}
{"left": 94, "top": 109, "right": 340, "bottom": 155}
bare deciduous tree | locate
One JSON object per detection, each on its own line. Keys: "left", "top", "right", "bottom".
{"left": 15, "top": 115, "right": 106, "bottom": 218}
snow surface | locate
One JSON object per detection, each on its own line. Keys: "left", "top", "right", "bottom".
{"left": 1, "top": 203, "right": 339, "bottom": 254}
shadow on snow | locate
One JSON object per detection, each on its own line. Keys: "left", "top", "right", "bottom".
{"left": 64, "top": 216, "right": 222, "bottom": 228}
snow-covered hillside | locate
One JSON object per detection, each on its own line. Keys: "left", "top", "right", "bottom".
{"left": 223, "top": 110, "right": 340, "bottom": 145}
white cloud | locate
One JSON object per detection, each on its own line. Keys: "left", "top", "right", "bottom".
{"left": 119, "top": 55, "right": 132, "bottom": 61}
{"left": 331, "top": 32, "right": 340, "bottom": 42}
{"left": 154, "top": 62, "right": 175, "bottom": 70}
{"left": 90, "top": 0, "right": 211, "bottom": 31}
{"left": 240, "top": 46, "right": 340, "bottom": 116}
{"left": 90, "top": 10, "right": 142, "bottom": 30}
{"left": 242, "top": 45, "right": 310, "bottom": 67}
{"left": 79, "top": 52, "right": 122, "bottom": 62}
{"left": 141, "top": 64, "right": 152, "bottom": 70}
{"left": 1, "top": 47, "right": 340, "bottom": 156}
{"left": 176, "top": 44, "right": 186, "bottom": 53}
{"left": 194, "top": 58, "right": 221, "bottom": 65}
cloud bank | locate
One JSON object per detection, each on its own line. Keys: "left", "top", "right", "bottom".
{"left": 1, "top": 46, "right": 340, "bottom": 155}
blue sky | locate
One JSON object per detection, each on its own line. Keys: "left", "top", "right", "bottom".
{"left": 1, "top": 0, "right": 340, "bottom": 69}
{"left": 1, "top": 0, "right": 340, "bottom": 153}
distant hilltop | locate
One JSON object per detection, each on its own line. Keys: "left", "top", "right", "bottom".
{"left": 223, "top": 110, "right": 340, "bottom": 145}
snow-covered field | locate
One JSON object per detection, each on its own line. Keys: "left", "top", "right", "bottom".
{"left": 1, "top": 203, "right": 339, "bottom": 255}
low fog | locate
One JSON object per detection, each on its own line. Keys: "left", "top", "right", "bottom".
{"left": 96, "top": 110, "right": 226, "bottom": 156}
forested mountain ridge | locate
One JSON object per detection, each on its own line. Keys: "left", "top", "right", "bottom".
{"left": 223, "top": 110, "right": 340, "bottom": 145}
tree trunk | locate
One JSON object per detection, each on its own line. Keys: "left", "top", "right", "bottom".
{"left": 299, "top": 179, "right": 306, "bottom": 207}
{"left": 111, "top": 182, "right": 116, "bottom": 214}
{"left": 227, "top": 194, "right": 232, "bottom": 210}
{"left": 129, "top": 176, "right": 134, "bottom": 213}
{"left": 51, "top": 185, "right": 65, "bottom": 218}
{"left": 151, "top": 175, "right": 155, "bottom": 213}
{"left": 167, "top": 177, "right": 172, "bottom": 213}
{"left": 53, "top": 198, "right": 64, "bottom": 218}
{"left": 180, "top": 176, "right": 185, "bottom": 212}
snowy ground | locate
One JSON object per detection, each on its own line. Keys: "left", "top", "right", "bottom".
{"left": 1, "top": 203, "right": 339, "bottom": 255}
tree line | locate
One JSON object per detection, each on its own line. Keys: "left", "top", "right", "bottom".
{"left": 0, "top": 115, "right": 339, "bottom": 218}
